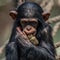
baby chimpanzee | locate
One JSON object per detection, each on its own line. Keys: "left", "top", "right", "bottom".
{"left": 6, "top": 2, "right": 56, "bottom": 60}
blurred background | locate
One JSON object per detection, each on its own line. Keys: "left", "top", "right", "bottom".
{"left": 0, "top": 0, "right": 60, "bottom": 60}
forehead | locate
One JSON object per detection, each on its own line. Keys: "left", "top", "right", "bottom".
{"left": 20, "top": 18, "right": 38, "bottom": 22}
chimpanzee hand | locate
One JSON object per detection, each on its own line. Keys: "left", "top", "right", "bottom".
{"left": 16, "top": 27, "right": 32, "bottom": 48}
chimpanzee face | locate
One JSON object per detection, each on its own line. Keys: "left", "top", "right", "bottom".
{"left": 20, "top": 18, "right": 38, "bottom": 35}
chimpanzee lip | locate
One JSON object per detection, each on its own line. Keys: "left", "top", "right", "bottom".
{"left": 24, "top": 30, "right": 36, "bottom": 36}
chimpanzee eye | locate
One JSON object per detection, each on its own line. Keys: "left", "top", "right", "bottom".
{"left": 30, "top": 21, "right": 38, "bottom": 28}
{"left": 22, "top": 21, "right": 26, "bottom": 24}
{"left": 20, "top": 21, "right": 27, "bottom": 28}
{"left": 33, "top": 22, "right": 37, "bottom": 24}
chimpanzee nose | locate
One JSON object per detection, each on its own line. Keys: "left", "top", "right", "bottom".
{"left": 26, "top": 26, "right": 31, "bottom": 31}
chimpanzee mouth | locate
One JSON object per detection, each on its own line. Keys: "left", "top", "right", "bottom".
{"left": 23, "top": 30, "right": 36, "bottom": 36}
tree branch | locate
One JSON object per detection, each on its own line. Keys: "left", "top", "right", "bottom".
{"left": 41, "top": 0, "right": 54, "bottom": 12}
{"left": 44, "top": 0, "right": 54, "bottom": 12}
{"left": 52, "top": 22, "right": 60, "bottom": 36}
{"left": 56, "top": 55, "right": 60, "bottom": 60}
{"left": 46, "top": 15, "right": 60, "bottom": 23}
{"left": 54, "top": 42, "right": 60, "bottom": 48}
{"left": 40, "top": 0, "right": 48, "bottom": 8}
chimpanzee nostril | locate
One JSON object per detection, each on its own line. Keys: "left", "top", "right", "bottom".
{"left": 26, "top": 27, "right": 31, "bottom": 31}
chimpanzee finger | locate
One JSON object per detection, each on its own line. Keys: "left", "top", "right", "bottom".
{"left": 16, "top": 27, "right": 29, "bottom": 40}
{"left": 16, "top": 27, "right": 23, "bottom": 35}
{"left": 22, "top": 31, "right": 29, "bottom": 39}
{"left": 17, "top": 35, "right": 32, "bottom": 47}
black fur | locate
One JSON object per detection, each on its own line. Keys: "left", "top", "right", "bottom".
{"left": 5, "top": 2, "right": 56, "bottom": 60}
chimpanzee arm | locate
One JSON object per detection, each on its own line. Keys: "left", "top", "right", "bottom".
{"left": 17, "top": 37, "right": 56, "bottom": 60}
{"left": 6, "top": 42, "right": 18, "bottom": 60}
{"left": 21, "top": 42, "right": 55, "bottom": 60}
{"left": 40, "top": 24, "right": 56, "bottom": 56}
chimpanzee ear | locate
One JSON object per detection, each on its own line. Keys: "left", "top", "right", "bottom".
{"left": 42, "top": 11, "right": 50, "bottom": 21}
{"left": 9, "top": 10, "right": 18, "bottom": 20}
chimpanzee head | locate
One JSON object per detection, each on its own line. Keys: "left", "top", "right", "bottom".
{"left": 9, "top": 2, "right": 50, "bottom": 36}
